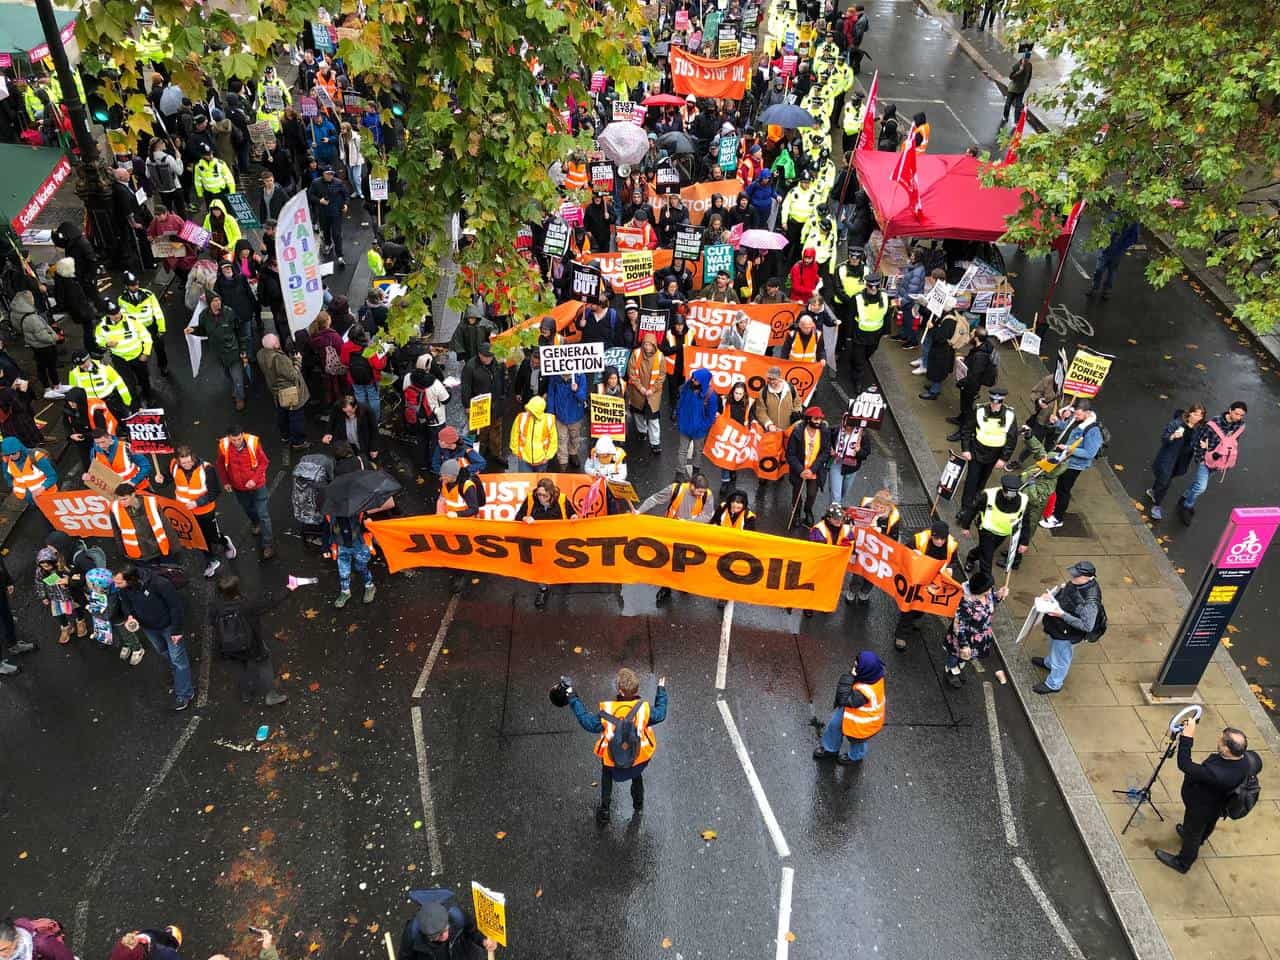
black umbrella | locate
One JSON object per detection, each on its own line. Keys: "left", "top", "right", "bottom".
{"left": 320, "top": 468, "right": 402, "bottom": 518}
{"left": 760, "top": 103, "right": 818, "bottom": 128}
{"left": 657, "top": 131, "right": 697, "bottom": 155}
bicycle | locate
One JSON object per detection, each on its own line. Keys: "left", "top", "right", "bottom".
{"left": 1043, "top": 303, "right": 1094, "bottom": 339}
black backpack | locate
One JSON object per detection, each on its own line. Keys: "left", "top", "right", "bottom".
{"left": 347, "top": 351, "right": 374, "bottom": 385}
{"left": 215, "top": 603, "right": 253, "bottom": 658}
{"left": 1225, "top": 752, "right": 1263, "bottom": 820}
{"left": 597, "top": 701, "right": 645, "bottom": 768}
{"left": 1086, "top": 421, "right": 1112, "bottom": 459}
{"left": 1087, "top": 588, "right": 1108, "bottom": 642}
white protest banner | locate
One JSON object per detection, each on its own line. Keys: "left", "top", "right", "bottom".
{"left": 542, "top": 219, "right": 571, "bottom": 259}
{"left": 937, "top": 452, "right": 966, "bottom": 501}
{"left": 612, "top": 100, "right": 635, "bottom": 121}
{"left": 1019, "top": 330, "right": 1042, "bottom": 355}
{"left": 186, "top": 301, "right": 205, "bottom": 378}
{"left": 924, "top": 281, "right": 953, "bottom": 317}
{"left": 276, "top": 190, "right": 325, "bottom": 334}
{"left": 742, "top": 320, "right": 770, "bottom": 355}
{"left": 638, "top": 309, "right": 668, "bottom": 337}
{"left": 540, "top": 342, "right": 605, "bottom": 375}
{"left": 369, "top": 177, "right": 389, "bottom": 201}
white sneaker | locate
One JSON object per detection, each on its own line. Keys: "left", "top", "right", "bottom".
{"left": 43, "top": 388, "right": 66, "bottom": 399}
{"left": 224, "top": 537, "right": 237, "bottom": 560}
{"left": 204, "top": 558, "right": 222, "bottom": 578}
{"left": 1039, "top": 516, "right": 1063, "bottom": 529}
{"left": 911, "top": 365, "right": 927, "bottom": 375}
{"left": 118, "top": 644, "right": 130, "bottom": 660}
{"left": 129, "top": 647, "right": 145, "bottom": 666}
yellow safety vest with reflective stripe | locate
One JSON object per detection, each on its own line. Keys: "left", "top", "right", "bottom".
{"left": 21, "top": 86, "right": 44, "bottom": 121}
{"left": 96, "top": 316, "right": 152, "bottom": 362}
{"left": 860, "top": 497, "right": 900, "bottom": 536}
{"left": 838, "top": 264, "right": 865, "bottom": 299}
{"left": 121, "top": 289, "right": 166, "bottom": 334}
{"left": 666, "top": 482, "right": 710, "bottom": 519}
{"left": 841, "top": 677, "right": 885, "bottom": 738}
{"left": 842, "top": 97, "right": 863, "bottom": 137}
{"left": 111, "top": 495, "right": 172, "bottom": 558}
{"left": 914, "top": 530, "right": 958, "bottom": 564}
{"left": 440, "top": 477, "right": 478, "bottom": 513}
{"left": 68, "top": 362, "right": 132, "bottom": 406}
{"left": 980, "top": 489, "right": 1028, "bottom": 537}
{"left": 974, "top": 406, "right": 1014, "bottom": 449}
{"left": 856, "top": 293, "right": 888, "bottom": 332}
{"left": 173, "top": 463, "right": 215, "bottom": 514}
{"left": 782, "top": 185, "right": 816, "bottom": 224}
{"left": 194, "top": 157, "right": 235, "bottom": 197}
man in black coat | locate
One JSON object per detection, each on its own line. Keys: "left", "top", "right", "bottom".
{"left": 115, "top": 564, "right": 193, "bottom": 710}
{"left": 324, "top": 396, "right": 380, "bottom": 459}
{"left": 397, "top": 898, "right": 494, "bottom": 960}
{"left": 1156, "top": 717, "right": 1257, "bottom": 873}
{"left": 460, "top": 343, "right": 508, "bottom": 467}
{"left": 947, "top": 326, "right": 997, "bottom": 439}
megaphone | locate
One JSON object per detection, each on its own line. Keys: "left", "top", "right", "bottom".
{"left": 549, "top": 675, "right": 575, "bottom": 708}
{"left": 287, "top": 575, "right": 319, "bottom": 591}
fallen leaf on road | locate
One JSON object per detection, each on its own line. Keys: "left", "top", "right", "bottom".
{"left": 362, "top": 718, "right": 375, "bottom": 729}
{"left": 1113, "top": 463, "right": 1125, "bottom": 471}
{"left": 1127, "top": 338, "right": 1138, "bottom": 345}
{"left": 1158, "top": 394, "right": 1169, "bottom": 400}
{"left": 407, "top": 863, "right": 416, "bottom": 871}
{"left": 416, "top": 476, "right": 425, "bottom": 485}
{"left": 1259, "top": 656, "right": 1272, "bottom": 667}
{"left": 1123, "top": 576, "right": 1135, "bottom": 584}
{"left": 441, "top": 648, "right": 449, "bottom": 655}
{"left": 1227, "top": 625, "right": 1239, "bottom": 634}
{"left": 573, "top": 646, "right": 583, "bottom": 654}
{"left": 1194, "top": 363, "right": 1207, "bottom": 371}
{"left": 661, "top": 938, "right": 673, "bottom": 950}
{"left": 535, "top": 888, "right": 543, "bottom": 898}
{"left": 471, "top": 578, "right": 480, "bottom": 584}
{"left": 281, "top": 672, "right": 291, "bottom": 680}
{"left": 347, "top": 624, "right": 359, "bottom": 634}
{"left": 18, "top": 851, "right": 27, "bottom": 859}
{"left": 413, "top": 820, "right": 423, "bottom": 829}
{"left": 786, "top": 932, "right": 797, "bottom": 943}
{"left": 204, "top": 804, "right": 215, "bottom": 813}
{"left": 308, "top": 682, "right": 321, "bottom": 692}
{"left": 1186, "top": 343, "right": 1199, "bottom": 349}
{"left": 303, "top": 609, "right": 319, "bottom": 619}
{"left": 700, "top": 829, "right": 717, "bottom": 841}
{"left": 495, "top": 831, "right": 507, "bottom": 840}
{"left": 1133, "top": 502, "right": 1145, "bottom": 512}
{"left": 1176, "top": 567, "right": 1186, "bottom": 574}
{"left": 1163, "top": 355, "right": 1173, "bottom": 360}
{"left": 1223, "top": 637, "right": 1234, "bottom": 649}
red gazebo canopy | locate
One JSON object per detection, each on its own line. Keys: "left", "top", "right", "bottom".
{"left": 854, "top": 151, "right": 1064, "bottom": 244}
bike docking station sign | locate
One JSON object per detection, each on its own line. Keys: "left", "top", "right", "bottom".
{"left": 1150, "top": 507, "right": 1280, "bottom": 700}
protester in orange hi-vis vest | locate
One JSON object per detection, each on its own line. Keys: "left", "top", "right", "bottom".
{"left": 110, "top": 483, "right": 176, "bottom": 564}
{"left": 896, "top": 519, "right": 959, "bottom": 651}
{"left": 846, "top": 488, "right": 901, "bottom": 605}
{"left": 171, "top": 443, "right": 237, "bottom": 579}
{"left": 625, "top": 337, "right": 667, "bottom": 453}
{"left": 814, "top": 651, "right": 885, "bottom": 765}
{"left": 566, "top": 667, "right": 669, "bottom": 825}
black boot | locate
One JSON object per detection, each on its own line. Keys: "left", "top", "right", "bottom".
{"left": 655, "top": 586, "right": 672, "bottom": 604}
{"left": 534, "top": 586, "right": 548, "bottom": 610}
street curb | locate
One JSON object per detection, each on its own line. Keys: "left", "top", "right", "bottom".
{"left": 871, "top": 352, "right": 1173, "bottom": 960}
{"left": 911, "top": 0, "right": 1280, "bottom": 367}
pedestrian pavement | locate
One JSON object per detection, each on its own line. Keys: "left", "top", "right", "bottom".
{"left": 911, "top": 0, "right": 1280, "bottom": 365}
{"left": 874, "top": 330, "right": 1280, "bottom": 959}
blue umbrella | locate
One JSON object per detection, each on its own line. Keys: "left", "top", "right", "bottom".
{"left": 760, "top": 103, "right": 818, "bottom": 129}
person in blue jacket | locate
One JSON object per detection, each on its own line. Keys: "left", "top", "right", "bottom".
{"left": 1087, "top": 221, "right": 1140, "bottom": 299}
{"left": 745, "top": 169, "right": 779, "bottom": 228}
{"left": 85, "top": 428, "right": 153, "bottom": 490}
{"left": 545, "top": 371, "right": 589, "bottom": 469}
{"left": 1040, "top": 399, "right": 1104, "bottom": 530}
{"left": 675, "top": 367, "right": 721, "bottom": 479}
{"left": 309, "top": 113, "right": 338, "bottom": 165}
{"left": 0, "top": 436, "right": 57, "bottom": 506}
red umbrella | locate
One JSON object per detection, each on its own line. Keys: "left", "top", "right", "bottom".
{"left": 642, "top": 93, "right": 686, "bottom": 107}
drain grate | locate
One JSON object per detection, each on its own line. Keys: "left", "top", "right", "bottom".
{"left": 897, "top": 502, "right": 938, "bottom": 536}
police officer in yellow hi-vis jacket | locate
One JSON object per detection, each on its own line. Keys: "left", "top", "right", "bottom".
{"left": 567, "top": 668, "right": 669, "bottom": 825}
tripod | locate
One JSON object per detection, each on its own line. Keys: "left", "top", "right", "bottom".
{"left": 1113, "top": 729, "right": 1178, "bottom": 835}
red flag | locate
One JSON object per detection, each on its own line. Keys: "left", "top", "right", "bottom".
{"left": 1001, "top": 109, "right": 1026, "bottom": 165}
{"left": 893, "top": 123, "right": 923, "bottom": 218}
{"left": 857, "top": 70, "right": 879, "bottom": 152}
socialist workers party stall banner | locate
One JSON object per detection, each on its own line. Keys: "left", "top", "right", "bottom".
{"left": 680, "top": 180, "right": 745, "bottom": 225}
{"left": 472, "top": 473, "right": 619, "bottom": 521}
{"left": 669, "top": 48, "right": 752, "bottom": 100}
{"left": 36, "top": 490, "right": 208, "bottom": 551}
{"left": 686, "top": 300, "right": 800, "bottom": 348}
{"left": 702, "top": 414, "right": 794, "bottom": 480}
{"left": 277, "top": 191, "right": 325, "bottom": 334}
{"left": 850, "top": 526, "right": 962, "bottom": 617}
{"left": 682, "top": 345, "right": 824, "bottom": 402}
{"left": 368, "top": 514, "right": 850, "bottom": 611}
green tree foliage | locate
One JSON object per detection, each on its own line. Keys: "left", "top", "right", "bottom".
{"left": 76, "top": 0, "right": 648, "bottom": 343}
{"left": 974, "top": 0, "right": 1280, "bottom": 329}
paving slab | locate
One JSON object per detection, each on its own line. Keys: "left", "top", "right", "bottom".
{"left": 1158, "top": 917, "right": 1271, "bottom": 960}
{"left": 1205, "top": 856, "right": 1280, "bottom": 917}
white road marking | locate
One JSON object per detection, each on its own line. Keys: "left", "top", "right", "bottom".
{"left": 412, "top": 593, "right": 460, "bottom": 700}
{"left": 886, "top": 460, "right": 900, "bottom": 501}
{"left": 716, "top": 599, "right": 734, "bottom": 690}
{"left": 411, "top": 705, "right": 445, "bottom": 875}
{"left": 1069, "top": 255, "right": 1090, "bottom": 280}
{"left": 881, "top": 96, "right": 980, "bottom": 145}
{"left": 775, "top": 866, "right": 796, "bottom": 960}
{"left": 1013, "top": 856, "right": 1086, "bottom": 959}
{"left": 717, "top": 698, "right": 791, "bottom": 858}
{"left": 983, "top": 681, "right": 1018, "bottom": 846}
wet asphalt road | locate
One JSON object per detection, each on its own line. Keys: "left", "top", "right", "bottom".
{"left": 867, "top": 0, "right": 1280, "bottom": 723}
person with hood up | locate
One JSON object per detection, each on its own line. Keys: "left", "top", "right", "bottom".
{"left": 943, "top": 570, "right": 1007, "bottom": 688}
{"left": 877, "top": 104, "right": 901, "bottom": 151}
{"left": 745, "top": 169, "right": 778, "bottom": 228}
{"left": 185, "top": 293, "right": 249, "bottom": 410}
{"left": 449, "top": 303, "right": 494, "bottom": 362}
{"left": 726, "top": 191, "right": 754, "bottom": 230}
{"left": 1040, "top": 398, "right": 1106, "bottom": 530}
{"left": 786, "top": 405, "right": 831, "bottom": 528}
{"left": 675, "top": 368, "right": 721, "bottom": 478}
{"left": 509, "top": 395, "right": 559, "bottom": 471}
{"left": 11, "top": 290, "right": 60, "bottom": 389}
{"left": 813, "top": 650, "right": 885, "bottom": 764}
{"left": 788, "top": 247, "right": 821, "bottom": 303}
{"left": 52, "top": 219, "right": 99, "bottom": 298}
{"left": 202, "top": 197, "right": 242, "bottom": 257}
{"left": 626, "top": 336, "right": 667, "bottom": 454}
{"left": 546, "top": 371, "right": 589, "bottom": 469}
{"left": 52, "top": 257, "right": 99, "bottom": 347}
{"left": 215, "top": 258, "right": 258, "bottom": 346}
{"left": 1, "top": 436, "right": 57, "bottom": 506}
{"left": 585, "top": 435, "right": 627, "bottom": 482}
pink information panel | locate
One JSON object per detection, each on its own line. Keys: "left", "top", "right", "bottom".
{"left": 1212, "top": 507, "right": 1280, "bottom": 569}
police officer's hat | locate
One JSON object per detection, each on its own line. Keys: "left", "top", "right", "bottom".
{"left": 123, "top": 271, "right": 139, "bottom": 285}
{"left": 200, "top": 142, "right": 212, "bottom": 153}
{"left": 847, "top": 248, "right": 864, "bottom": 261}
{"left": 1000, "top": 474, "right": 1021, "bottom": 492}
{"left": 864, "top": 273, "right": 883, "bottom": 287}
{"left": 988, "top": 387, "right": 1008, "bottom": 401}
{"left": 101, "top": 299, "right": 121, "bottom": 315}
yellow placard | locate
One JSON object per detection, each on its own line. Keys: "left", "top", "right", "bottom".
{"left": 1061, "top": 348, "right": 1114, "bottom": 398}
{"left": 471, "top": 881, "right": 508, "bottom": 947}
{"left": 469, "top": 394, "right": 492, "bottom": 431}
{"left": 620, "top": 250, "right": 656, "bottom": 296}
{"left": 589, "top": 392, "right": 626, "bottom": 438}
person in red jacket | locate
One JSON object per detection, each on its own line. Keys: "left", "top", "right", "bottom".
{"left": 1, "top": 918, "right": 74, "bottom": 960}
{"left": 215, "top": 426, "right": 275, "bottom": 560}
{"left": 789, "top": 247, "right": 821, "bottom": 303}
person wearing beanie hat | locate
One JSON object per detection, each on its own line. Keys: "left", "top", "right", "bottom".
{"left": 399, "top": 893, "right": 496, "bottom": 958}
{"left": 943, "top": 571, "right": 1008, "bottom": 687}
{"left": 957, "top": 471, "right": 1028, "bottom": 578}
{"left": 585, "top": 435, "right": 628, "bottom": 483}
{"left": 895, "top": 519, "right": 961, "bottom": 649}
{"left": 785, "top": 405, "right": 830, "bottom": 528}
{"left": 814, "top": 650, "right": 885, "bottom": 764}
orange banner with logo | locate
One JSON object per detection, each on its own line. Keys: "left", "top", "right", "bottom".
{"left": 491, "top": 299, "right": 587, "bottom": 361}
{"left": 679, "top": 179, "right": 744, "bottom": 225}
{"left": 473, "top": 473, "right": 621, "bottom": 521}
{"left": 368, "top": 513, "right": 850, "bottom": 611}
{"left": 686, "top": 300, "right": 801, "bottom": 348}
{"left": 702, "top": 414, "right": 794, "bottom": 480}
{"left": 669, "top": 48, "right": 752, "bottom": 100}
{"left": 583, "top": 249, "right": 674, "bottom": 292}
{"left": 849, "top": 526, "right": 962, "bottom": 617}
{"left": 682, "top": 345, "right": 824, "bottom": 403}
{"left": 36, "top": 489, "right": 208, "bottom": 551}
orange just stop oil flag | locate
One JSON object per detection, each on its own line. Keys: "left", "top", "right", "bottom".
{"left": 367, "top": 513, "right": 851, "bottom": 611}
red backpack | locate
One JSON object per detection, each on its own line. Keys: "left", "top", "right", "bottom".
{"left": 1204, "top": 420, "right": 1243, "bottom": 472}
